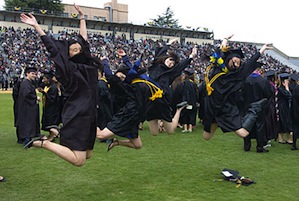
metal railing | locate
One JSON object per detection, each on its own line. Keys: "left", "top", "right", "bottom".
{"left": 4, "top": 6, "right": 68, "bottom": 18}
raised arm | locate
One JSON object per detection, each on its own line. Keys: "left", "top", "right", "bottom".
{"left": 189, "top": 46, "right": 198, "bottom": 59}
{"left": 20, "top": 13, "right": 46, "bottom": 37}
{"left": 74, "top": 4, "right": 87, "bottom": 40}
{"left": 259, "top": 43, "right": 273, "bottom": 55}
{"left": 220, "top": 34, "right": 234, "bottom": 49}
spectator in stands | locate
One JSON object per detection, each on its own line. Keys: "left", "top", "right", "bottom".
{"left": 202, "top": 34, "right": 272, "bottom": 141}
{"left": 0, "top": 23, "right": 296, "bottom": 85}
{"left": 20, "top": 4, "right": 103, "bottom": 167}
{"left": 1, "top": 72, "right": 8, "bottom": 90}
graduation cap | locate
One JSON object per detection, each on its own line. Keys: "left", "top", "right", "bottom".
{"left": 43, "top": 70, "right": 54, "bottom": 79}
{"left": 223, "top": 49, "right": 244, "bottom": 66}
{"left": 265, "top": 70, "right": 276, "bottom": 78}
{"left": 290, "top": 74, "right": 299, "bottom": 81}
{"left": 67, "top": 38, "right": 83, "bottom": 47}
{"left": 25, "top": 67, "right": 37, "bottom": 74}
{"left": 222, "top": 168, "right": 239, "bottom": 180}
{"left": 278, "top": 72, "right": 290, "bottom": 80}
{"left": 220, "top": 168, "right": 256, "bottom": 187}
{"left": 115, "top": 65, "right": 131, "bottom": 75}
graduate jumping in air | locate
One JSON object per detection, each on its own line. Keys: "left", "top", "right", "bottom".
{"left": 202, "top": 34, "right": 272, "bottom": 140}
{"left": 147, "top": 38, "right": 198, "bottom": 135}
{"left": 20, "top": 4, "right": 103, "bottom": 166}
{"left": 96, "top": 53, "right": 143, "bottom": 151}
{"left": 97, "top": 49, "right": 161, "bottom": 151}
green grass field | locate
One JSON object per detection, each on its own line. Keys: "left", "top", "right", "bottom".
{"left": 0, "top": 92, "right": 298, "bottom": 201}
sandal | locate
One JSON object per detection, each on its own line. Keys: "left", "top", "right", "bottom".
{"left": 107, "top": 138, "right": 119, "bottom": 152}
{"left": 45, "top": 125, "right": 61, "bottom": 132}
{"left": 23, "top": 135, "right": 47, "bottom": 149}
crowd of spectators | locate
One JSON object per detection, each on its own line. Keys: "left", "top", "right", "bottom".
{"left": 0, "top": 26, "right": 296, "bottom": 90}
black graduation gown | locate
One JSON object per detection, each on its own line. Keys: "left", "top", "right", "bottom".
{"left": 41, "top": 35, "right": 98, "bottom": 151}
{"left": 241, "top": 74, "right": 273, "bottom": 143}
{"left": 197, "top": 82, "right": 207, "bottom": 121}
{"left": 131, "top": 79, "right": 153, "bottom": 123}
{"left": 41, "top": 82, "right": 60, "bottom": 130}
{"left": 147, "top": 45, "right": 192, "bottom": 121}
{"left": 264, "top": 82, "right": 278, "bottom": 140}
{"left": 97, "top": 78, "right": 114, "bottom": 130}
{"left": 148, "top": 58, "right": 193, "bottom": 103}
{"left": 12, "top": 77, "right": 22, "bottom": 142}
{"left": 242, "top": 74, "right": 273, "bottom": 114}
{"left": 106, "top": 75, "right": 140, "bottom": 139}
{"left": 291, "top": 84, "right": 299, "bottom": 138}
{"left": 171, "top": 81, "right": 184, "bottom": 117}
{"left": 16, "top": 79, "right": 40, "bottom": 140}
{"left": 12, "top": 78, "right": 23, "bottom": 126}
{"left": 203, "top": 52, "right": 262, "bottom": 133}
{"left": 177, "top": 79, "right": 198, "bottom": 125}
{"left": 277, "top": 86, "right": 292, "bottom": 133}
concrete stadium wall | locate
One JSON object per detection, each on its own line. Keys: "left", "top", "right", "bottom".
{"left": 133, "top": 33, "right": 177, "bottom": 41}
{"left": 184, "top": 38, "right": 212, "bottom": 45}
{"left": 0, "top": 21, "right": 48, "bottom": 31}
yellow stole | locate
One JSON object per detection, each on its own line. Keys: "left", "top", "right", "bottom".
{"left": 42, "top": 86, "right": 50, "bottom": 107}
{"left": 131, "top": 78, "right": 163, "bottom": 101}
{"left": 204, "top": 64, "right": 228, "bottom": 96}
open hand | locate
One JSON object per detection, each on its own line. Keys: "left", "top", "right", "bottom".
{"left": 74, "top": 3, "right": 83, "bottom": 16}
{"left": 20, "top": 13, "right": 38, "bottom": 26}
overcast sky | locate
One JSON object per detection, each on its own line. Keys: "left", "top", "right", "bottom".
{"left": 1, "top": 0, "right": 298, "bottom": 57}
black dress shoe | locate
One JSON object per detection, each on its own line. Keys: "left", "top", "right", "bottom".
{"left": 256, "top": 149, "right": 269, "bottom": 153}
{"left": 291, "top": 147, "right": 298, "bottom": 150}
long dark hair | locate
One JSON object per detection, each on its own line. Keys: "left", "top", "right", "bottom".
{"left": 68, "top": 37, "right": 104, "bottom": 72}
{"left": 152, "top": 51, "right": 179, "bottom": 66}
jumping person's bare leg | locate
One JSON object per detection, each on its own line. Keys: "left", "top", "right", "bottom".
{"left": 234, "top": 128, "right": 250, "bottom": 138}
{"left": 96, "top": 127, "right": 114, "bottom": 139}
{"left": 97, "top": 127, "right": 142, "bottom": 150}
{"left": 148, "top": 119, "right": 159, "bottom": 136}
{"left": 117, "top": 135, "right": 142, "bottom": 149}
{"left": 162, "top": 106, "right": 186, "bottom": 134}
{"left": 32, "top": 140, "right": 89, "bottom": 167}
{"left": 48, "top": 128, "right": 59, "bottom": 142}
{"left": 203, "top": 123, "right": 218, "bottom": 140}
